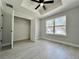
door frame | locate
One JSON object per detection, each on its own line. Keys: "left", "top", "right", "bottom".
{"left": 11, "top": 10, "right": 14, "bottom": 48}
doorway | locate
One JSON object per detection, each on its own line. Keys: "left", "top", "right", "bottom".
{"left": 14, "top": 16, "right": 31, "bottom": 44}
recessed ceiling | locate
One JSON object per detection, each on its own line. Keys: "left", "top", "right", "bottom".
{"left": 1, "top": 0, "right": 79, "bottom": 19}
{"left": 40, "top": 0, "right": 79, "bottom": 18}
{"left": 2, "top": 0, "right": 40, "bottom": 19}
{"left": 21, "top": 0, "right": 62, "bottom": 15}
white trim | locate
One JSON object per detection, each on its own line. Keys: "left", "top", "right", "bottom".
{"left": 41, "top": 37, "right": 79, "bottom": 48}
{"left": 11, "top": 10, "right": 14, "bottom": 49}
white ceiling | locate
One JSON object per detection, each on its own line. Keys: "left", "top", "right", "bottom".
{"left": 1, "top": 0, "right": 79, "bottom": 19}
{"left": 40, "top": 0, "right": 79, "bottom": 18}
{"left": 21, "top": 0, "right": 62, "bottom": 15}
{"left": 2, "top": 0, "right": 39, "bottom": 19}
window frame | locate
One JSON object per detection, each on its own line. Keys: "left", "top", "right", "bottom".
{"left": 46, "top": 16, "right": 66, "bottom": 36}
{"left": 46, "top": 19, "right": 54, "bottom": 34}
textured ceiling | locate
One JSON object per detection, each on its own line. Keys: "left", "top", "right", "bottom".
{"left": 21, "top": 0, "right": 62, "bottom": 15}
{"left": 41, "top": 0, "right": 79, "bottom": 18}
{"left": 38, "top": 0, "right": 62, "bottom": 14}
{"left": 1, "top": 0, "right": 79, "bottom": 19}
{"left": 1, "top": 0, "right": 39, "bottom": 19}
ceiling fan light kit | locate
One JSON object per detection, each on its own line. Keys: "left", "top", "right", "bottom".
{"left": 40, "top": 3, "right": 43, "bottom": 7}
{"left": 31, "top": 0, "right": 54, "bottom": 10}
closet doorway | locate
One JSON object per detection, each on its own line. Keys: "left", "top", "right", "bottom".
{"left": 14, "top": 16, "right": 31, "bottom": 43}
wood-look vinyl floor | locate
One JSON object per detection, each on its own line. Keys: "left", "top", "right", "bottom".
{"left": 0, "top": 40, "right": 79, "bottom": 59}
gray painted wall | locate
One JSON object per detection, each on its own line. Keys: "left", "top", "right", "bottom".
{"left": 2, "top": 11, "right": 12, "bottom": 45}
{"left": 40, "top": 6, "right": 79, "bottom": 45}
{"left": 0, "top": 3, "right": 2, "bottom": 41}
{"left": 31, "top": 18, "right": 40, "bottom": 41}
{"left": 14, "top": 17, "right": 30, "bottom": 41}
{"left": 1, "top": 0, "right": 14, "bottom": 47}
{"left": 0, "top": 0, "right": 2, "bottom": 49}
{"left": 35, "top": 19, "right": 40, "bottom": 40}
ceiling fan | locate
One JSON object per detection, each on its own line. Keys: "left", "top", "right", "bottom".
{"left": 31, "top": 0, "right": 54, "bottom": 10}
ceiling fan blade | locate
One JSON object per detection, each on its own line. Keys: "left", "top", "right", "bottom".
{"left": 35, "top": 4, "right": 40, "bottom": 9}
{"left": 39, "top": 0, "right": 44, "bottom": 3}
{"left": 44, "top": 0, "right": 54, "bottom": 4}
{"left": 43, "top": 5, "right": 46, "bottom": 10}
{"left": 31, "top": 0, "right": 39, "bottom": 3}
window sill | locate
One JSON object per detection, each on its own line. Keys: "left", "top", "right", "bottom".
{"left": 46, "top": 33, "right": 67, "bottom": 37}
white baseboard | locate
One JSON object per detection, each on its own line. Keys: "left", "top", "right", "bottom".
{"left": 2, "top": 43, "right": 11, "bottom": 47}
{"left": 41, "top": 37, "right": 79, "bottom": 48}
{"left": 14, "top": 38, "right": 29, "bottom": 42}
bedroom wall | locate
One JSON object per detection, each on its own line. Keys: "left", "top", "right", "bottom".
{"left": 40, "top": 6, "right": 79, "bottom": 45}
{"left": 1, "top": 0, "right": 14, "bottom": 47}
{"left": 31, "top": 18, "right": 40, "bottom": 41}
{"left": 14, "top": 17, "right": 30, "bottom": 41}
{"left": 0, "top": 0, "right": 2, "bottom": 49}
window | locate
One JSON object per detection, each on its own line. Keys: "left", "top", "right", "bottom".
{"left": 46, "top": 20, "right": 54, "bottom": 34}
{"left": 46, "top": 16, "right": 66, "bottom": 35}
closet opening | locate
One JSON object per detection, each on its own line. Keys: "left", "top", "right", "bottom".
{"left": 13, "top": 16, "right": 31, "bottom": 45}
